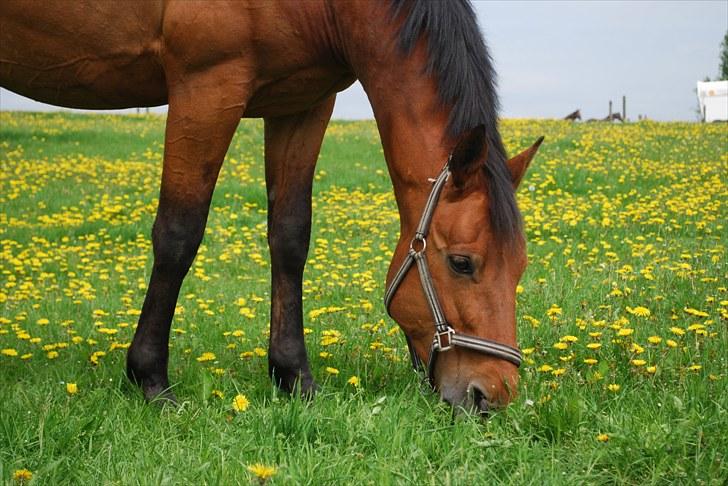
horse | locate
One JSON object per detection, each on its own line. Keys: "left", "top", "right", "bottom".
{"left": 0, "top": 0, "right": 542, "bottom": 414}
{"left": 564, "top": 109, "right": 581, "bottom": 121}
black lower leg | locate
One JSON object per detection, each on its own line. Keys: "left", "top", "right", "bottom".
{"left": 127, "top": 205, "right": 207, "bottom": 402}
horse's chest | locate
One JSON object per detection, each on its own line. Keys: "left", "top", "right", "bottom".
{"left": 244, "top": 67, "right": 355, "bottom": 118}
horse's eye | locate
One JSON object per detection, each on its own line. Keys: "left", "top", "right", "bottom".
{"left": 448, "top": 255, "right": 474, "bottom": 275}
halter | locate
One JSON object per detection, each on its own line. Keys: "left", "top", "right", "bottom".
{"left": 383, "top": 158, "right": 523, "bottom": 387}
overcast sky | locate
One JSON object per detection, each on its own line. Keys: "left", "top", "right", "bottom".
{"left": 1, "top": 1, "right": 726, "bottom": 121}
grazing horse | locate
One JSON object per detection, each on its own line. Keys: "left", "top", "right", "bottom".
{"left": 564, "top": 109, "right": 581, "bottom": 121}
{"left": 0, "top": 0, "right": 542, "bottom": 413}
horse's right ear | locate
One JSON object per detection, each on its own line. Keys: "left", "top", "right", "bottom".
{"left": 449, "top": 124, "right": 488, "bottom": 189}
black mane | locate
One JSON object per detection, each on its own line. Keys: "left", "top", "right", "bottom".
{"left": 390, "top": 0, "right": 522, "bottom": 241}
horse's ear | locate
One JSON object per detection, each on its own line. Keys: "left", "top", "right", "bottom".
{"left": 507, "top": 136, "right": 544, "bottom": 188}
{"left": 450, "top": 124, "right": 487, "bottom": 189}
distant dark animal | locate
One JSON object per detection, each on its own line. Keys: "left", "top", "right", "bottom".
{"left": 1, "top": 0, "right": 543, "bottom": 414}
{"left": 564, "top": 109, "right": 581, "bottom": 121}
{"left": 603, "top": 113, "right": 624, "bottom": 122}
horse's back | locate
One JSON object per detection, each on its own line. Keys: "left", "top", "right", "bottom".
{"left": 0, "top": 0, "right": 167, "bottom": 108}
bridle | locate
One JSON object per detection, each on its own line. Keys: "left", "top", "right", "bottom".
{"left": 383, "top": 158, "right": 523, "bottom": 387}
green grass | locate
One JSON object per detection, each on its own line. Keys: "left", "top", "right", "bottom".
{"left": 1, "top": 112, "right": 726, "bottom": 484}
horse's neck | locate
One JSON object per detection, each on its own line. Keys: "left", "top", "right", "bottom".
{"left": 334, "top": 4, "right": 453, "bottom": 232}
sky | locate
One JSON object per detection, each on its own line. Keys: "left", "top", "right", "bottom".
{"left": 1, "top": 1, "right": 726, "bottom": 121}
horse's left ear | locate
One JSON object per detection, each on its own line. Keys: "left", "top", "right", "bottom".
{"left": 450, "top": 124, "right": 488, "bottom": 189}
{"left": 507, "top": 136, "right": 544, "bottom": 188}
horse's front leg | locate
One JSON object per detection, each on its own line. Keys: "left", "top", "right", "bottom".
{"left": 127, "top": 64, "right": 250, "bottom": 402}
{"left": 264, "top": 96, "right": 336, "bottom": 396}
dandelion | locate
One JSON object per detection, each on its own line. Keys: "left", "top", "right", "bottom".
{"left": 626, "top": 306, "right": 650, "bottom": 317}
{"left": 232, "top": 394, "right": 250, "bottom": 412}
{"left": 596, "top": 433, "right": 609, "bottom": 442}
{"left": 586, "top": 343, "right": 602, "bottom": 350}
{"left": 583, "top": 358, "right": 598, "bottom": 365}
{"left": 537, "top": 364, "right": 553, "bottom": 373}
{"left": 553, "top": 342, "right": 568, "bottom": 350}
{"left": 646, "top": 366, "right": 657, "bottom": 374}
{"left": 630, "top": 359, "right": 646, "bottom": 367}
{"left": 253, "top": 347, "right": 267, "bottom": 357}
{"left": 347, "top": 376, "right": 360, "bottom": 387}
{"left": 247, "top": 463, "right": 277, "bottom": 481}
{"left": 196, "top": 352, "right": 216, "bottom": 362}
{"left": 647, "top": 336, "right": 662, "bottom": 344}
{"left": 687, "top": 364, "right": 702, "bottom": 372}
{"left": 12, "top": 469, "right": 33, "bottom": 483}
{"left": 66, "top": 383, "right": 78, "bottom": 395}
{"left": 670, "top": 327, "right": 685, "bottom": 336}
{"left": 2, "top": 348, "right": 19, "bottom": 357}
{"left": 617, "top": 328, "right": 634, "bottom": 337}
{"left": 607, "top": 383, "right": 621, "bottom": 392}
{"left": 326, "top": 367, "right": 340, "bottom": 375}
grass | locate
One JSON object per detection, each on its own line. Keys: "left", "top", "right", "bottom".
{"left": 1, "top": 112, "right": 726, "bottom": 484}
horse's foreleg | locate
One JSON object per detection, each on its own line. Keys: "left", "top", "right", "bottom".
{"left": 264, "top": 96, "right": 336, "bottom": 396}
{"left": 127, "top": 66, "right": 249, "bottom": 402}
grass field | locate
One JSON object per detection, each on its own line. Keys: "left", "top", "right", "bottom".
{"left": 1, "top": 112, "right": 726, "bottom": 485}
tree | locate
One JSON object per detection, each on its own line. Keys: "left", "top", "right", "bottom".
{"left": 720, "top": 30, "right": 728, "bottom": 80}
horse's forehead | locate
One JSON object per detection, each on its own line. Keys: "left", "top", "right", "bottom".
{"left": 439, "top": 192, "right": 491, "bottom": 244}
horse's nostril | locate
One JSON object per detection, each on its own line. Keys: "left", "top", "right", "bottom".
{"left": 471, "top": 386, "right": 490, "bottom": 417}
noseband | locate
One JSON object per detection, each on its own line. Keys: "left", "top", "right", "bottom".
{"left": 383, "top": 159, "right": 523, "bottom": 387}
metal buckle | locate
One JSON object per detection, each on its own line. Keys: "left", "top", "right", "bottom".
{"left": 409, "top": 235, "right": 426, "bottom": 254}
{"left": 435, "top": 328, "right": 455, "bottom": 351}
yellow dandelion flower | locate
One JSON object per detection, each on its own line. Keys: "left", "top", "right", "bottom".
{"left": 37, "top": 318, "right": 50, "bottom": 325}
{"left": 66, "top": 383, "right": 78, "bottom": 395}
{"left": 647, "top": 336, "right": 662, "bottom": 344}
{"left": 196, "top": 352, "right": 216, "bottom": 362}
{"left": 347, "top": 375, "right": 360, "bottom": 387}
{"left": 596, "top": 433, "right": 609, "bottom": 442}
{"left": 2, "top": 348, "right": 19, "bottom": 357}
{"left": 326, "top": 366, "right": 339, "bottom": 375}
{"left": 47, "top": 351, "right": 59, "bottom": 359}
{"left": 626, "top": 306, "right": 650, "bottom": 317}
{"left": 560, "top": 335, "right": 579, "bottom": 343}
{"left": 586, "top": 343, "right": 602, "bottom": 350}
{"left": 537, "top": 364, "right": 553, "bottom": 373}
{"left": 646, "top": 366, "right": 657, "bottom": 374}
{"left": 253, "top": 347, "right": 267, "bottom": 357}
{"left": 247, "top": 463, "right": 277, "bottom": 480}
{"left": 12, "top": 469, "right": 33, "bottom": 483}
{"left": 583, "top": 358, "right": 598, "bottom": 365}
{"left": 687, "top": 364, "right": 702, "bottom": 372}
{"left": 666, "top": 339, "right": 678, "bottom": 348}
{"left": 232, "top": 394, "right": 250, "bottom": 412}
{"left": 607, "top": 383, "right": 620, "bottom": 392}
{"left": 553, "top": 342, "right": 568, "bottom": 350}
{"left": 211, "top": 389, "right": 224, "bottom": 399}
{"left": 551, "top": 368, "right": 566, "bottom": 376}
{"left": 617, "top": 328, "right": 634, "bottom": 337}
{"left": 630, "top": 359, "right": 646, "bottom": 366}
{"left": 319, "top": 351, "right": 332, "bottom": 358}
{"left": 683, "top": 307, "right": 708, "bottom": 317}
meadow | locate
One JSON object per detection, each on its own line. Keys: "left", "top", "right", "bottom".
{"left": 0, "top": 112, "right": 726, "bottom": 485}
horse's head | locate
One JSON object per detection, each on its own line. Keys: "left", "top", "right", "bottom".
{"left": 386, "top": 125, "right": 543, "bottom": 414}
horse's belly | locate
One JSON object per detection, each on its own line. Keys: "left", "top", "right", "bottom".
{"left": 0, "top": 0, "right": 167, "bottom": 109}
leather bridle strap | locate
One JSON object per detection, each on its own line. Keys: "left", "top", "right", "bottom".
{"left": 383, "top": 159, "right": 523, "bottom": 386}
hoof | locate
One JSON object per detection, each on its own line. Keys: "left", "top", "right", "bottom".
{"left": 144, "top": 383, "right": 178, "bottom": 406}
{"left": 126, "top": 360, "right": 176, "bottom": 405}
{"left": 270, "top": 366, "right": 318, "bottom": 399}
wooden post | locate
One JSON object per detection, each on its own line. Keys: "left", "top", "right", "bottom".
{"left": 608, "top": 100, "right": 612, "bottom": 119}
{"left": 622, "top": 95, "right": 626, "bottom": 121}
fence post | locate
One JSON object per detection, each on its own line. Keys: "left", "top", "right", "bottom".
{"left": 622, "top": 96, "right": 626, "bottom": 121}
{"left": 608, "top": 100, "right": 612, "bottom": 119}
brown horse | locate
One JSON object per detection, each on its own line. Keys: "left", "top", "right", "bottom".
{"left": 564, "top": 109, "right": 581, "bottom": 121}
{"left": 1, "top": 0, "right": 542, "bottom": 413}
